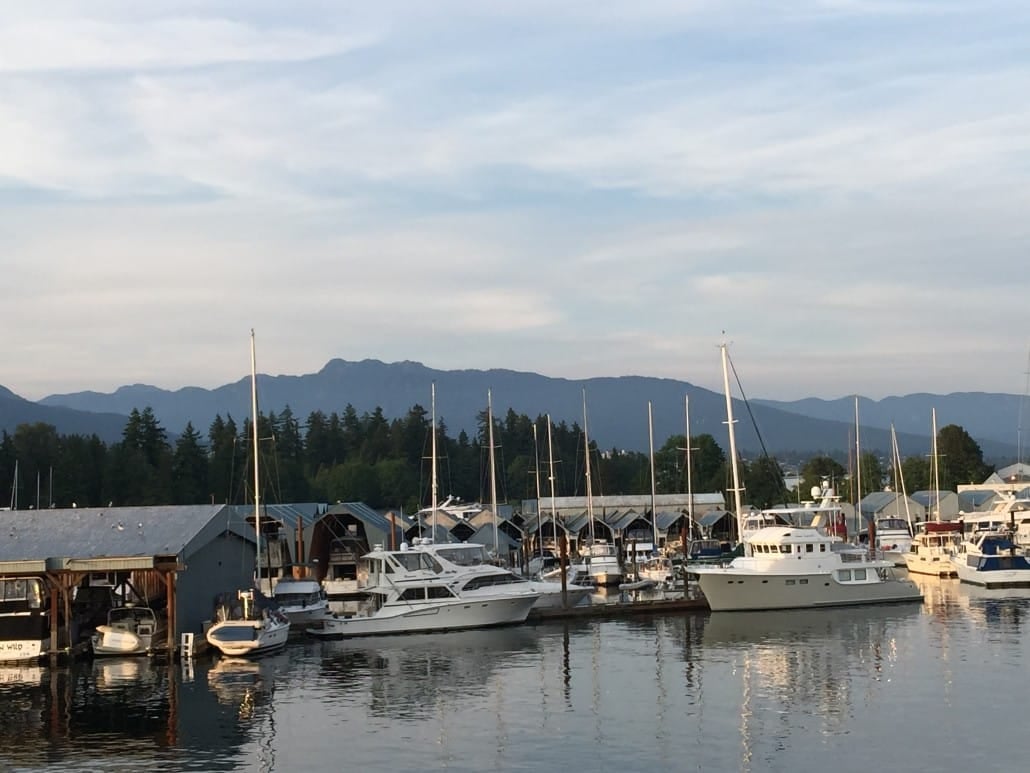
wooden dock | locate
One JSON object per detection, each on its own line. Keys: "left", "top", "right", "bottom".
{"left": 527, "top": 592, "right": 709, "bottom": 622}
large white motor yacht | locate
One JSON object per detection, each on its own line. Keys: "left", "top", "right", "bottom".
{"left": 691, "top": 526, "right": 922, "bottom": 612}
{"left": 413, "top": 540, "right": 592, "bottom": 609}
{"left": 307, "top": 545, "right": 539, "bottom": 639}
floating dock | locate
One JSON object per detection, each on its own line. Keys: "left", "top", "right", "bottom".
{"left": 527, "top": 591, "right": 708, "bottom": 622}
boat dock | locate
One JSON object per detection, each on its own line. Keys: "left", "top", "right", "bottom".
{"left": 527, "top": 591, "right": 708, "bottom": 622}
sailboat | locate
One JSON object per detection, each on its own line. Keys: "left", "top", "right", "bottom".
{"left": 205, "top": 330, "right": 291, "bottom": 657}
{"left": 903, "top": 409, "right": 962, "bottom": 577}
{"left": 634, "top": 401, "right": 675, "bottom": 587}
{"left": 570, "top": 390, "right": 622, "bottom": 587}
{"left": 873, "top": 423, "right": 915, "bottom": 566}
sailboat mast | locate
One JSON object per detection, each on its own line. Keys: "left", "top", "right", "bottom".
{"left": 854, "top": 396, "right": 862, "bottom": 532}
{"left": 431, "top": 382, "right": 438, "bottom": 539}
{"left": 720, "top": 342, "right": 744, "bottom": 544}
{"left": 487, "top": 389, "right": 500, "bottom": 559}
{"left": 931, "top": 408, "right": 941, "bottom": 520}
{"left": 648, "top": 400, "right": 658, "bottom": 547}
{"left": 685, "top": 395, "right": 695, "bottom": 539}
{"left": 250, "top": 329, "right": 262, "bottom": 582}
{"left": 547, "top": 414, "right": 559, "bottom": 549}
{"left": 532, "top": 422, "right": 542, "bottom": 555}
{"left": 891, "top": 423, "right": 913, "bottom": 530}
{"left": 582, "top": 389, "right": 595, "bottom": 543}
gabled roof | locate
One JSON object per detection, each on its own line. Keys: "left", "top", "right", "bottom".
{"left": 0, "top": 505, "right": 230, "bottom": 573}
{"left": 655, "top": 510, "right": 686, "bottom": 530}
{"left": 609, "top": 510, "right": 650, "bottom": 533}
{"left": 324, "top": 502, "right": 403, "bottom": 535}
{"left": 698, "top": 510, "right": 732, "bottom": 528}
{"left": 912, "top": 490, "right": 955, "bottom": 504}
{"left": 246, "top": 502, "right": 325, "bottom": 533}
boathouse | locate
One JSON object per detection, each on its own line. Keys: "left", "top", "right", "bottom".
{"left": 911, "top": 489, "right": 960, "bottom": 521}
{"left": 520, "top": 492, "right": 726, "bottom": 553}
{"left": 0, "top": 504, "right": 262, "bottom": 655}
{"left": 859, "top": 492, "right": 926, "bottom": 525}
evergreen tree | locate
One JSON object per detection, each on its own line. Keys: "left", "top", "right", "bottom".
{"left": 172, "top": 423, "right": 209, "bottom": 504}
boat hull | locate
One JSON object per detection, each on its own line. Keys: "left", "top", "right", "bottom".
{"left": 0, "top": 638, "right": 45, "bottom": 663}
{"left": 205, "top": 618, "right": 291, "bottom": 657}
{"left": 904, "top": 553, "right": 957, "bottom": 577}
{"left": 954, "top": 561, "right": 1030, "bottom": 588}
{"left": 527, "top": 584, "right": 592, "bottom": 609}
{"left": 694, "top": 569, "right": 923, "bottom": 612}
{"left": 308, "top": 594, "right": 537, "bottom": 639}
{"left": 92, "top": 626, "right": 151, "bottom": 657}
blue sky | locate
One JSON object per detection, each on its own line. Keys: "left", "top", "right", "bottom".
{"left": 3, "top": 1, "right": 1030, "bottom": 402}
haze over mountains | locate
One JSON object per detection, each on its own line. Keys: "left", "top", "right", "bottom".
{"left": 2, "top": 360, "right": 1024, "bottom": 463}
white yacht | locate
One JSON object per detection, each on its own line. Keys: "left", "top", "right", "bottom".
{"left": 307, "top": 545, "right": 539, "bottom": 639}
{"left": 691, "top": 526, "right": 922, "bottom": 612}
{"left": 904, "top": 521, "right": 963, "bottom": 577}
{"left": 951, "top": 531, "right": 1030, "bottom": 588}
{"left": 272, "top": 577, "right": 331, "bottom": 627}
{"left": 416, "top": 540, "right": 592, "bottom": 609}
{"left": 873, "top": 517, "right": 914, "bottom": 567}
{"left": 570, "top": 541, "right": 623, "bottom": 587}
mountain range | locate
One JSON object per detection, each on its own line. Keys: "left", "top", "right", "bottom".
{"left": 2, "top": 359, "right": 1025, "bottom": 463}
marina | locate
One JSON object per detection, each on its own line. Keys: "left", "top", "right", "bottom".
{"left": 1, "top": 575, "right": 1027, "bottom": 772}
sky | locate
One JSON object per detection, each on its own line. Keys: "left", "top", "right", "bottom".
{"left": 3, "top": 1, "right": 1030, "bottom": 403}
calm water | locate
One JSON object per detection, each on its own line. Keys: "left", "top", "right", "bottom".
{"left": 2, "top": 575, "right": 1027, "bottom": 773}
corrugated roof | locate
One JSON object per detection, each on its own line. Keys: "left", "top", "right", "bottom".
{"left": 247, "top": 502, "right": 325, "bottom": 533}
{"left": 609, "top": 510, "right": 650, "bottom": 533}
{"left": 655, "top": 511, "right": 685, "bottom": 530}
{"left": 0, "top": 505, "right": 230, "bottom": 570}
{"left": 325, "top": 502, "right": 405, "bottom": 535}
{"left": 697, "top": 510, "right": 731, "bottom": 527}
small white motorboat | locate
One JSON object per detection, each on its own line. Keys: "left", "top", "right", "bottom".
{"left": 91, "top": 606, "right": 160, "bottom": 657}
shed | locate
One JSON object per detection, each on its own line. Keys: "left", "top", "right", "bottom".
{"left": 0, "top": 504, "right": 258, "bottom": 654}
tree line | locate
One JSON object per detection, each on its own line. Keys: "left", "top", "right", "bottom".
{"left": 0, "top": 402, "right": 992, "bottom": 515}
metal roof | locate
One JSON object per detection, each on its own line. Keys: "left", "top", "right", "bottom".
{"left": 609, "top": 510, "right": 650, "bottom": 533}
{"left": 655, "top": 511, "right": 686, "bottom": 530}
{"left": 240, "top": 502, "right": 326, "bottom": 533}
{"left": 323, "top": 502, "right": 401, "bottom": 535}
{"left": 0, "top": 505, "right": 231, "bottom": 573}
{"left": 697, "top": 510, "right": 731, "bottom": 528}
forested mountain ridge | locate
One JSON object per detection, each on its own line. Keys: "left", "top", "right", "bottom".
{"left": 2, "top": 358, "right": 1021, "bottom": 460}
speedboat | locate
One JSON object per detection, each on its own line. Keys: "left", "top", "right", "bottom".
{"left": 951, "top": 531, "right": 1030, "bottom": 588}
{"left": 272, "top": 577, "right": 331, "bottom": 627}
{"left": 205, "top": 589, "right": 291, "bottom": 657}
{"left": 306, "top": 545, "right": 539, "bottom": 639}
{"left": 691, "top": 526, "right": 923, "bottom": 612}
{"left": 91, "top": 606, "right": 160, "bottom": 656}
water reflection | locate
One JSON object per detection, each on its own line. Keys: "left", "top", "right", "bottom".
{"left": 698, "top": 605, "right": 921, "bottom": 773}
{"left": 317, "top": 626, "right": 540, "bottom": 721}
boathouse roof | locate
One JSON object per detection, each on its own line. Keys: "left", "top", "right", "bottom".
{"left": 0, "top": 504, "right": 239, "bottom": 574}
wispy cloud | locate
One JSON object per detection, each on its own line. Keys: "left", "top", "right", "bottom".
{"left": 2, "top": 2, "right": 1030, "bottom": 402}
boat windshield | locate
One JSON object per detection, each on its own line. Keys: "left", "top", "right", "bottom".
{"left": 877, "top": 518, "right": 909, "bottom": 532}
{"left": 434, "top": 545, "right": 490, "bottom": 566}
{"left": 0, "top": 578, "right": 43, "bottom": 608}
{"left": 389, "top": 552, "right": 442, "bottom": 573}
